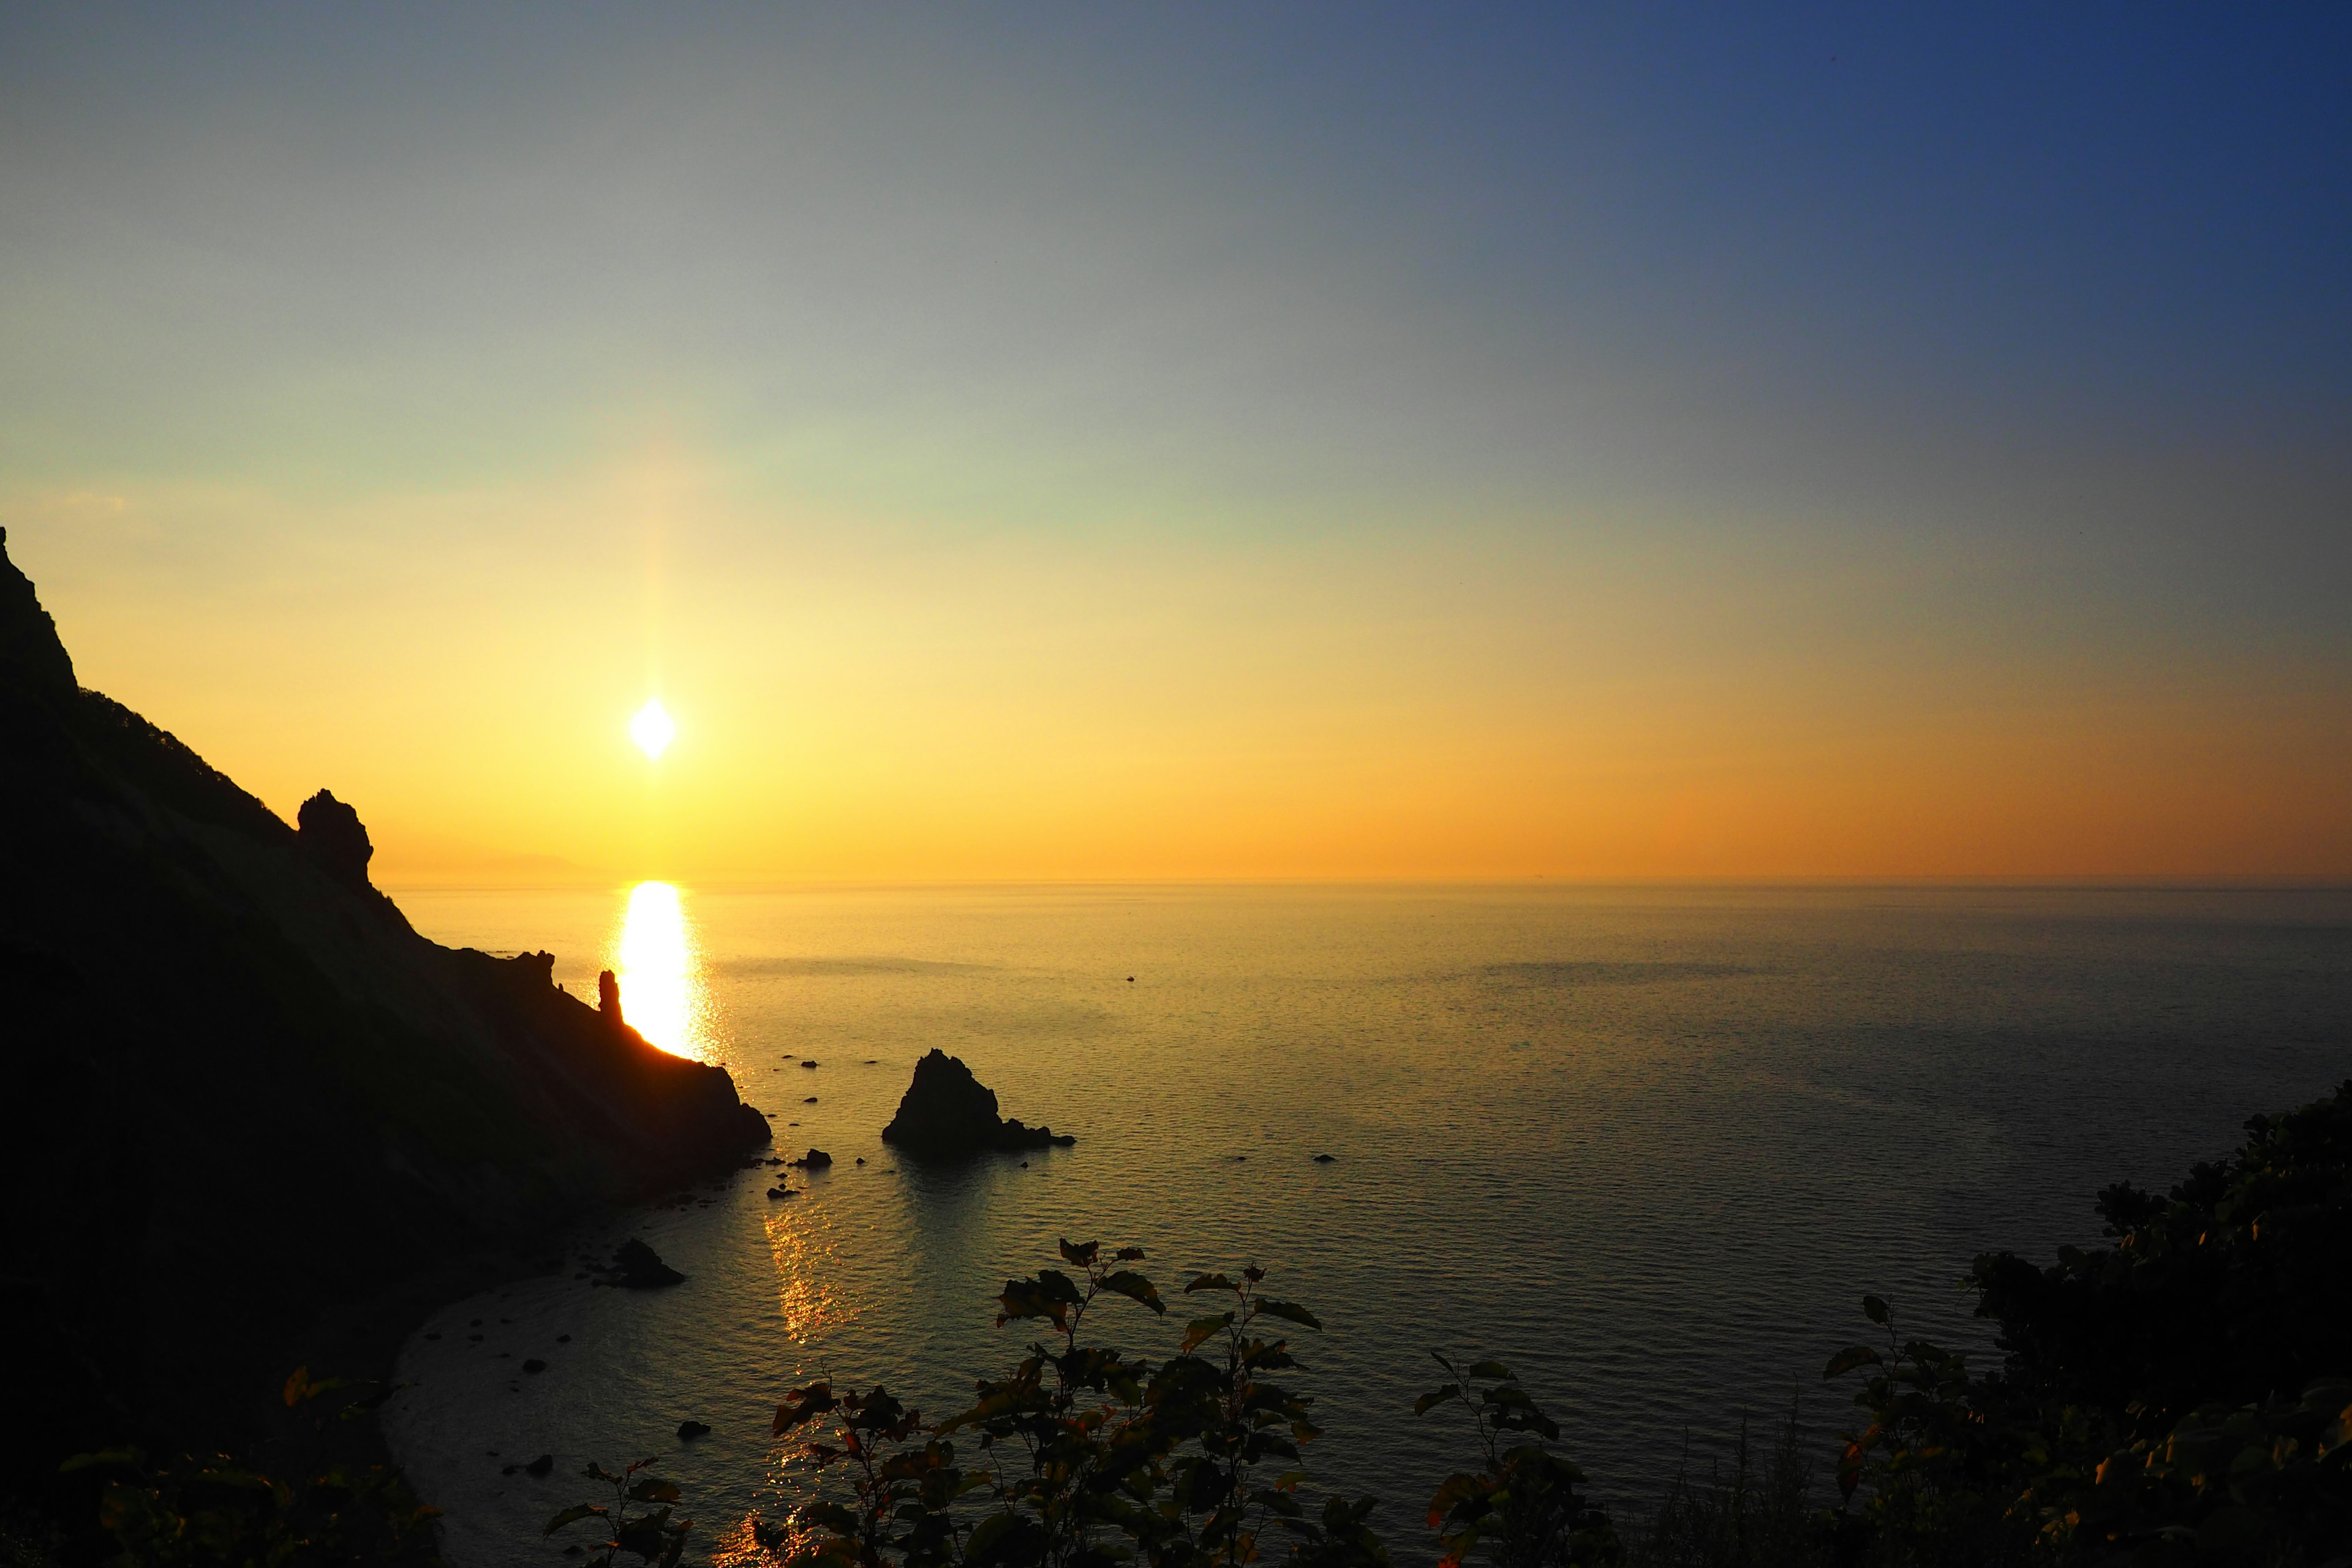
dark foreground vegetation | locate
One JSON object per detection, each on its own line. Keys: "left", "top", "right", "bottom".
{"left": 544, "top": 1079, "right": 2348, "bottom": 1568}
{"left": 36, "top": 1076, "right": 2335, "bottom": 1568}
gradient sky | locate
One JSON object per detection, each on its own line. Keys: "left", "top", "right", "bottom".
{"left": 4, "top": 5, "right": 2348, "bottom": 881}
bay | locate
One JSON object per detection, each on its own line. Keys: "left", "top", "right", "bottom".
{"left": 380, "top": 883, "right": 2351, "bottom": 1567}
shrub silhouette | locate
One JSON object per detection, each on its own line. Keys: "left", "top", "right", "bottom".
{"left": 59, "top": 1082, "right": 2352, "bottom": 1566}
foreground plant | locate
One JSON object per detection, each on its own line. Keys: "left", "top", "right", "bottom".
{"left": 1417, "top": 1355, "right": 1618, "bottom": 1568}
{"left": 59, "top": 1370, "right": 438, "bottom": 1567}
{"left": 756, "top": 1240, "right": 1385, "bottom": 1568}
{"left": 545, "top": 1458, "right": 693, "bottom": 1568}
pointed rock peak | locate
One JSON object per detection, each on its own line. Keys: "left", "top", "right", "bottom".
{"left": 598, "top": 969, "right": 624, "bottom": 1022}
{"left": 0, "top": 527, "right": 80, "bottom": 699}
{"left": 296, "top": 789, "right": 374, "bottom": 889}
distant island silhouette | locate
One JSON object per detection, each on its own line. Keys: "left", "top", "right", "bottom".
{"left": 0, "top": 529, "right": 769, "bottom": 1515}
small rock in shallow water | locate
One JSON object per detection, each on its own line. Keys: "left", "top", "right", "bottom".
{"left": 677, "top": 1420, "right": 712, "bottom": 1441}
{"left": 556, "top": 1333, "right": 571, "bottom": 1343}
{"left": 523, "top": 1359, "right": 547, "bottom": 1373}
{"left": 527, "top": 1454, "right": 554, "bottom": 1477}
{"left": 610, "top": 1238, "right": 687, "bottom": 1287}
{"left": 1312, "top": 1153, "right": 1336, "bottom": 1163}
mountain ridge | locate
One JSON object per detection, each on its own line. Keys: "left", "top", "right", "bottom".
{"left": 0, "top": 527, "right": 767, "bottom": 1496}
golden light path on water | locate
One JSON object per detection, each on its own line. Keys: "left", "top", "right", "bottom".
{"left": 608, "top": 880, "right": 838, "bottom": 1567}
{"left": 706, "top": 1208, "right": 849, "bottom": 1567}
{"left": 609, "top": 880, "right": 715, "bottom": 1059}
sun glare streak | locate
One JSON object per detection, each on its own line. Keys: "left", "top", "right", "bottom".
{"left": 611, "top": 881, "right": 711, "bottom": 1058}
{"left": 630, "top": 698, "right": 675, "bottom": 759}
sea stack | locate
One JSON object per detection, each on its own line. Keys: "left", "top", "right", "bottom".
{"left": 881, "top": 1049, "right": 1076, "bottom": 1160}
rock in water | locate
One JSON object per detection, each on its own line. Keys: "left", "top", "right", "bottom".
{"left": 880, "top": 1049, "right": 1076, "bottom": 1160}
{"left": 612, "top": 1238, "right": 685, "bottom": 1287}
{"left": 598, "top": 968, "right": 624, "bottom": 1022}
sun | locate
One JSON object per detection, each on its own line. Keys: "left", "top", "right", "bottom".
{"left": 630, "top": 698, "right": 675, "bottom": 760}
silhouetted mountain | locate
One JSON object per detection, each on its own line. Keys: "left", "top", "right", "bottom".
{"left": 0, "top": 529, "right": 767, "bottom": 1494}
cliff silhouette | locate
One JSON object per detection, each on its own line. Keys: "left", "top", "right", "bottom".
{"left": 0, "top": 529, "right": 768, "bottom": 1493}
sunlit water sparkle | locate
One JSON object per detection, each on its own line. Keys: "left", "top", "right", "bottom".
{"left": 612, "top": 881, "right": 714, "bottom": 1059}
{"left": 383, "top": 884, "right": 2351, "bottom": 1567}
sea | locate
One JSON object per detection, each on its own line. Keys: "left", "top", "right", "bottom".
{"left": 377, "top": 883, "right": 2351, "bottom": 1567}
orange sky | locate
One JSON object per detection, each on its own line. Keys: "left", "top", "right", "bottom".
{"left": 15, "top": 459, "right": 2348, "bottom": 884}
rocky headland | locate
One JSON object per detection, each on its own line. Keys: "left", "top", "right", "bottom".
{"left": 880, "top": 1049, "right": 1076, "bottom": 1159}
{"left": 0, "top": 529, "right": 768, "bottom": 1519}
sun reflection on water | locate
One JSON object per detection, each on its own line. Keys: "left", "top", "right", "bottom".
{"left": 762, "top": 1205, "right": 849, "bottom": 1346}
{"left": 610, "top": 881, "right": 714, "bottom": 1060}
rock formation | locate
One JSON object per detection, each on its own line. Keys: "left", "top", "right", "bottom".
{"left": 609, "top": 1238, "right": 687, "bottom": 1289}
{"left": 880, "top": 1049, "right": 1076, "bottom": 1159}
{"left": 295, "top": 787, "right": 374, "bottom": 888}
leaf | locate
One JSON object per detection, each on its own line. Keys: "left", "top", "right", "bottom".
{"left": 1182, "top": 1313, "right": 1235, "bottom": 1353}
{"left": 545, "top": 1503, "right": 608, "bottom": 1536}
{"left": 1102, "top": 1270, "right": 1166, "bottom": 1315}
{"left": 628, "top": 1478, "right": 683, "bottom": 1504}
{"left": 1115, "top": 1246, "right": 1147, "bottom": 1261}
{"left": 1186, "top": 1273, "right": 1237, "bottom": 1293}
{"left": 965, "top": 1509, "right": 1017, "bottom": 1558}
{"left": 1058, "top": 1238, "right": 1100, "bottom": 1267}
{"left": 1466, "top": 1360, "right": 1511, "bottom": 1381}
{"left": 1243, "top": 1265, "right": 1267, "bottom": 1283}
{"left": 774, "top": 1381, "right": 840, "bottom": 1434}
{"left": 1836, "top": 1439, "right": 1864, "bottom": 1500}
{"left": 1861, "top": 1294, "right": 1890, "bottom": 1325}
{"left": 187, "top": 1466, "right": 277, "bottom": 1492}
{"left": 1427, "top": 1472, "right": 1485, "bottom": 1528}
{"left": 58, "top": 1449, "right": 145, "bottom": 1476}
{"left": 1254, "top": 1299, "right": 1322, "bottom": 1331}
{"left": 996, "top": 1272, "right": 1084, "bottom": 1326}
{"left": 1823, "top": 1345, "right": 1883, "bottom": 1381}
{"left": 283, "top": 1366, "right": 353, "bottom": 1406}
{"left": 1415, "top": 1384, "right": 1462, "bottom": 1416}
{"left": 803, "top": 1501, "right": 860, "bottom": 1533}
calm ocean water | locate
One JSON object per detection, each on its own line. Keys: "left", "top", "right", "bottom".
{"left": 380, "top": 884, "right": 2351, "bottom": 1567}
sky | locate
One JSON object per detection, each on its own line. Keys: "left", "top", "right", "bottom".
{"left": 3, "top": 4, "right": 2347, "bottom": 882}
